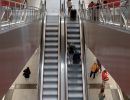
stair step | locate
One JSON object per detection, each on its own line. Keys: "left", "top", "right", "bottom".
{"left": 67, "top": 29, "right": 79, "bottom": 32}
{"left": 42, "top": 96, "right": 58, "bottom": 100}
{"left": 45, "top": 42, "right": 58, "bottom": 46}
{"left": 45, "top": 50, "right": 58, "bottom": 54}
{"left": 43, "top": 83, "right": 58, "bottom": 89}
{"left": 44, "top": 47, "right": 58, "bottom": 51}
{"left": 68, "top": 93, "right": 83, "bottom": 98}
{"left": 45, "top": 53, "right": 58, "bottom": 57}
{"left": 43, "top": 77, "right": 58, "bottom": 82}
{"left": 67, "top": 39, "right": 80, "bottom": 43}
{"left": 43, "top": 91, "right": 58, "bottom": 96}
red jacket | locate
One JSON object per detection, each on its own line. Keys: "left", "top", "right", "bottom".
{"left": 102, "top": 71, "right": 108, "bottom": 81}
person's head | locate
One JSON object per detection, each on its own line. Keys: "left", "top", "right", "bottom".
{"left": 103, "top": 69, "right": 107, "bottom": 73}
{"left": 91, "top": 1, "right": 94, "bottom": 3}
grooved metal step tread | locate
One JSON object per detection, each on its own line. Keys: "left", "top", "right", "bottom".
{"left": 45, "top": 42, "right": 58, "bottom": 46}
{"left": 46, "top": 27, "right": 58, "bottom": 30}
{"left": 43, "top": 84, "right": 58, "bottom": 88}
{"left": 46, "top": 32, "right": 58, "bottom": 35}
{"left": 67, "top": 24, "right": 79, "bottom": 28}
{"left": 67, "top": 36, "right": 80, "bottom": 39}
{"left": 42, "top": 97, "right": 58, "bottom": 100}
{"left": 44, "top": 71, "right": 58, "bottom": 75}
{"left": 67, "top": 39, "right": 80, "bottom": 43}
{"left": 67, "top": 34, "right": 80, "bottom": 37}
{"left": 43, "top": 77, "right": 58, "bottom": 82}
{"left": 68, "top": 93, "right": 83, "bottom": 98}
{"left": 45, "top": 54, "right": 58, "bottom": 57}
{"left": 68, "top": 86, "right": 83, "bottom": 91}
{"left": 45, "top": 48, "right": 58, "bottom": 51}
{"left": 44, "top": 56, "right": 58, "bottom": 59}
{"left": 67, "top": 29, "right": 80, "bottom": 32}
{"left": 43, "top": 91, "right": 58, "bottom": 95}
{"left": 44, "top": 65, "right": 58, "bottom": 68}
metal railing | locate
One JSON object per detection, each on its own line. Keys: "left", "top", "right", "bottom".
{"left": 37, "top": 1, "right": 46, "bottom": 100}
{"left": 81, "top": 1, "right": 130, "bottom": 31}
{"left": 0, "top": 0, "right": 41, "bottom": 31}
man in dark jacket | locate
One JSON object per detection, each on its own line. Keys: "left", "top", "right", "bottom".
{"left": 23, "top": 67, "right": 31, "bottom": 79}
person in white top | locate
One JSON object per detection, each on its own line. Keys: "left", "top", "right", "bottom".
{"left": 67, "top": 0, "right": 72, "bottom": 15}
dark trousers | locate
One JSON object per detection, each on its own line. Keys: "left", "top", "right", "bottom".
{"left": 90, "top": 71, "right": 96, "bottom": 78}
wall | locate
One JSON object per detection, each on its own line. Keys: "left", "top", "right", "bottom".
{"left": 0, "top": 21, "right": 42, "bottom": 99}
{"left": 84, "top": 21, "right": 130, "bottom": 97}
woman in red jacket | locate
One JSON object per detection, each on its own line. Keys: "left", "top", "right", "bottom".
{"left": 102, "top": 70, "right": 109, "bottom": 86}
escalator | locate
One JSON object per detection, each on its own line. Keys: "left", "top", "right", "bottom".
{"left": 66, "top": 17, "right": 84, "bottom": 100}
{"left": 42, "top": 14, "right": 60, "bottom": 100}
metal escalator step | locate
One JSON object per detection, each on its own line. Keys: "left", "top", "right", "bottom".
{"left": 45, "top": 42, "right": 58, "bottom": 46}
{"left": 68, "top": 82, "right": 83, "bottom": 86}
{"left": 46, "top": 27, "right": 58, "bottom": 31}
{"left": 67, "top": 42, "right": 80, "bottom": 46}
{"left": 44, "top": 68, "right": 58, "bottom": 72}
{"left": 45, "top": 45, "right": 58, "bottom": 48}
{"left": 43, "top": 77, "right": 58, "bottom": 82}
{"left": 67, "top": 34, "right": 80, "bottom": 37}
{"left": 43, "top": 96, "right": 58, "bottom": 100}
{"left": 68, "top": 75, "right": 82, "bottom": 79}
{"left": 43, "top": 83, "right": 58, "bottom": 89}
{"left": 67, "top": 21, "right": 79, "bottom": 24}
{"left": 45, "top": 37, "right": 58, "bottom": 41}
{"left": 46, "top": 34, "right": 58, "bottom": 37}
{"left": 45, "top": 48, "right": 58, "bottom": 51}
{"left": 67, "top": 39, "right": 80, "bottom": 43}
{"left": 45, "top": 53, "right": 58, "bottom": 57}
{"left": 43, "top": 89, "right": 58, "bottom": 95}
{"left": 68, "top": 73, "right": 82, "bottom": 77}
{"left": 43, "top": 87, "right": 57, "bottom": 91}
{"left": 68, "top": 64, "right": 81, "bottom": 67}
{"left": 67, "top": 24, "right": 79, "bottom": 28}
{"left": 68, "top": 69, "right": 82, "bottom": 73}
{"left": 68, "top": 90, "right": 83, "bottom": 94}
{"left": 44, "top": 62, "right": 58, "bottom": 66}
{"left": 68, "top": 86, "right": 83, "bottom": 91}
{"left": 44, "top": 56, "right": 58, "bottom": 59}
{"left": 46, "top": 23, "right": 58, "bottom": 26}
{"left": 42, "top": 96, "right": 58, "bottom": 100}
{"left": 67, "top": 36, "right": 80, "bottom": 40}
{"left": 44, "top": 65, "right": 58, "bottom": 68}
{"left": 68, "top": 93, "right": 83, "bottom": 98}
{"left": 45, "top": 50, "right": 58, "bottom": 54}
{"left": 44, "top": 59, "right": 58, "bottom": 63}
{"left": 44, "top": 71, "right": 58, "bottom": 76}
{"left": 43, "top": 74, "right": 58, "bottom": 78}
{"left": 67, "top": 29, "right": 80, "bottom": 32}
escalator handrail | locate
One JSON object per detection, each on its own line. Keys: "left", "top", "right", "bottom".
{"left": 64, "top": 13, "right": 68, "bottom": 100}
{"left": 78, "top": 13, "right": 87, "bottom": 100}
{"left": 58, "top": 14, "right": 61, "bottom": 100}
{"left": 38, "top": 7, "right": 46, "bottom": 100}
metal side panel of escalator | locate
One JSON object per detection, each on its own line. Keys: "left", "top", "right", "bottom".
{"left": 66, "top": 17, "right": 84, "bottom": 100}
{"left": 42, "top": 14, "right": 60, "bottom": 100}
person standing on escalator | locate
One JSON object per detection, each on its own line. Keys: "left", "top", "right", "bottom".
{"left": 67, "top": 0, "right": 72, "bottom": 15}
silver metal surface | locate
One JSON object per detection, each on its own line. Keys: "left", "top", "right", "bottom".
{"left": 79, "top": 14, "right": 86, "bottom": 100}
{"left": 60, "top": 14, "right": 66, "bottom": 100}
